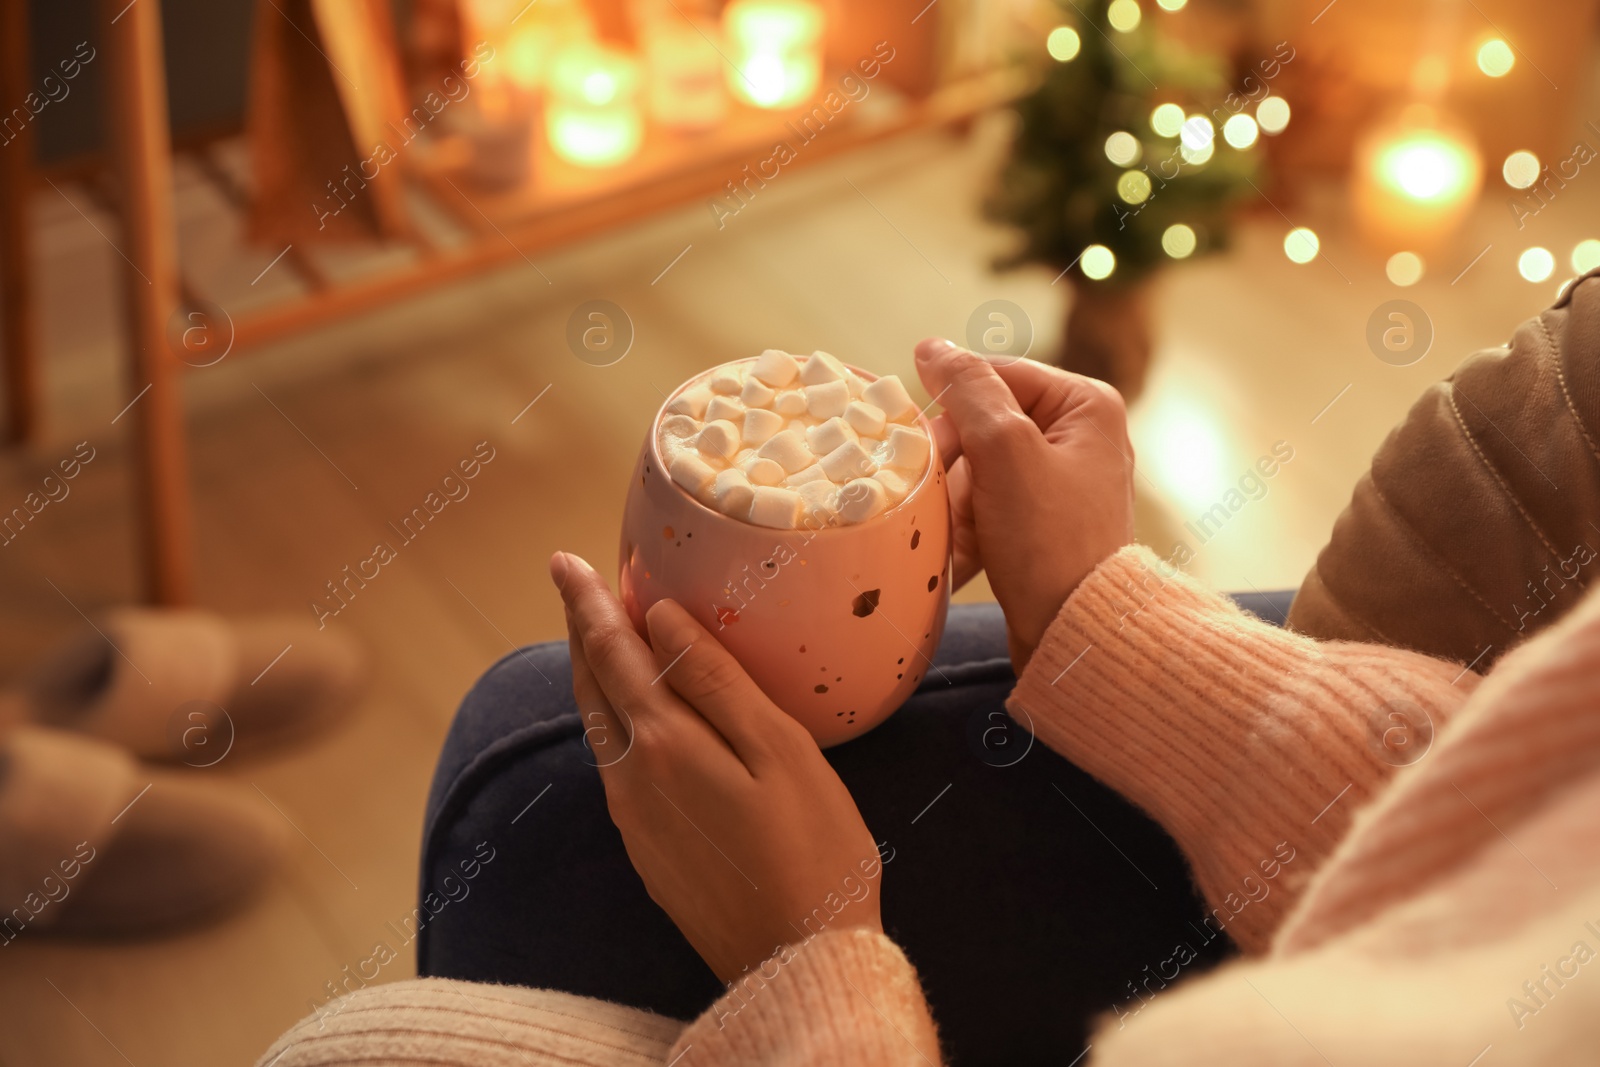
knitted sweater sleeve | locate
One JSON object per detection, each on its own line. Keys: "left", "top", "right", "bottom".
{"left": 669, "top": 545, "right": 1487, "bottom": 1065}
{"left": 1007, "top": 544, "right": 1480, "bottom": 952}
{"left": 668, "top": 927, "right": 942, "bottom": 1066}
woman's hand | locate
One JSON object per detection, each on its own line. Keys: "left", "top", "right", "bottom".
{"left": 914, "top": 338, "right": 1135, "bottom": 672}
{"left": 551, "top": 552, "right": 884, "bottom": 983}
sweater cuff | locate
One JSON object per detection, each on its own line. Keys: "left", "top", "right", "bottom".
{"left": 1007, "top": 545, "right": 1475, "bottom": 953}
{"left": 669, "top": 928, "right": 940, "bottom": 1067}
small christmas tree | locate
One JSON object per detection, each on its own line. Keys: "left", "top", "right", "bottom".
{"left": 986, "top": 0, "right": 1266, "bottom": 395}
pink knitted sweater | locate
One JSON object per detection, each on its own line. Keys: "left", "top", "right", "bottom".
{"left": 260, "top": 546, "right": 1600, "bottom": 1066}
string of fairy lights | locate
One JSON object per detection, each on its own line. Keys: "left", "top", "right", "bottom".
{"left": 1043, "top": 1, "right": 1594, "bottom": 294}
{"left": 1045, "top": 0, "right": 1287, "bottom": 282}
{"left": 1479, "top": 45, "right": 1599, "bottom": 291}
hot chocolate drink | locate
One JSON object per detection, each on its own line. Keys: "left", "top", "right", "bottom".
{"left": 656, "top": 350, "right": 932, "bottom": 528}
{"left": 622, "top": 348, "right": 951, "bottom": 746}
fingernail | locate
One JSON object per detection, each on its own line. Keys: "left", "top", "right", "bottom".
{"left": 644, "top": 598, "right": 687, "bottom": 652}
{"left": 548, "top": 551, "right": 569, "bottom": 592}
{"left": 915, "top": 338, "right": 959, "bottom": 361}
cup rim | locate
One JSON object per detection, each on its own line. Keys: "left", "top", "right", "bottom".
{"left": 648, "top": 356, "right": 941, "bottom": 538}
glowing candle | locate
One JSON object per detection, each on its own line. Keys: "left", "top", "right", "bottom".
{"left": 722, "top": 0, "right": 824, "bottom": 109}
{"left": 504, "top": 2, "right": 593, "bottom": 93}
{"left": 1352, "top": 108, "right": 1483, "bottom": 254}
{"left": 504, "top": 26, "right": 557, "bottom": 92}
{"left": 547, "top": 45, "right": 643, "bottom": 167}
{"left": 643, "top": 19, "right": 727, "bottom": 130}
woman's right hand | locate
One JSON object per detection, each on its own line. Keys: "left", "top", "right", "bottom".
{"left": 913, "top": 338, "right": 1136, "bottom": 673}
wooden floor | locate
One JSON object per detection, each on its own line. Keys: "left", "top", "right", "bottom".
{"left": 1, "top": 107, "right": 1596, "bottom": 1064}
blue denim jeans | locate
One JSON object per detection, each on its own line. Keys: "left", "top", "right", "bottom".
{"left": 419, "top": 594, "right": 1290, "bottom": 1065}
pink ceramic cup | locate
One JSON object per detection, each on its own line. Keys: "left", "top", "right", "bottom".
{"left": 619, "top": 358, "right": 952, "bottom": 747}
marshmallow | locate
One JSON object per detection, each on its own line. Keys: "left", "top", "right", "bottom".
{"left": 873, "top": 468, "right": 910, "bottom": 504}
{"left": 669, "top": 452, "right": 717, "bottom": 497}
{"left": 743, "top": 408, "right": 785, "bottom": 446}
{"left": 805, "top": 416, "right": 857, "bottom": 457}
{"left": 799, "top": 350, "right": 846, "bottom": 385}
{"left": 666, "top": 382, "right": 712, "bottom": 419}
{"left": 805, "top": 380, "right": 850, "bottom": 420}
{"left": 742, "top": 456, "right": 786, "bottom": 486}
{"left": 713, "top": 467, "right": 755, "bottom": 519}
{"left": 863, "top": 375, "right": 917, "bottom": 422}
{"left": 696, "top": 420, "right": 740, "bottom": 462}
{"left": 660, "top": 436, "right": 688, "bottom": 468}
{"left": 882, "top": 425, "right": 930, "bottom": 471}
{"left": 748, "top": 486, "right": 804, "bottom": 529}
{"left": 706, "top": 395, "right": 745, "bottom": 424}
{"left": 660, "top": 354, "right": 932, "bottom": 528}
{"left": 838, "top": 477, "right": 889, "bottom": 524}
{"left": 819, "top": 440, "right": 876, "bottom": 483}
{"left": 795, "top": 479, "right": 838, "bottom": 523}
{"left": 773, "top": 390, "right": 807, "bottom": 417}
{"left": 786, "top": 462, "right": 830, "bottom": 486}
{"left": 756, "top": 429, "right": 812, "bottom": 474}
{"left": 751, "top": 348, "right": 800, "bottom": 387}
{"left": 741, "top": 377, "right": 776, "bottom": 408}
{"left": 660, "top": 413, "right": 701, "bottom": 441}
{"left": 843, "top": 401, "right": 886, "bottom": 438}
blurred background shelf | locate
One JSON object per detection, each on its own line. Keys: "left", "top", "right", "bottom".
{"left": 223, "top": 67, "right": 1026, "bottom": 351}
{"left": 1, "top": 0, "right": 1025, "bottom": 605}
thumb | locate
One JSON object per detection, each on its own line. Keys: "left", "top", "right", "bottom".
{"left": 913, "top": 338, "right": 1037, "bottom": 466}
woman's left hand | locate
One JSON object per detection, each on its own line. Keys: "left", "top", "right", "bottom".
{"left": 551, "top": 551, "right": 885, "bottom": 983}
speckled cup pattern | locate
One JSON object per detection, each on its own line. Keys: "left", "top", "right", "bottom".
{"left": 619, "top": 359, "right": 952, "bottom": 747}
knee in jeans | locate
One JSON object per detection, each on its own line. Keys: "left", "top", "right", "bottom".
{"left": 452, "top": 640, "right": 575, "bottom": 736}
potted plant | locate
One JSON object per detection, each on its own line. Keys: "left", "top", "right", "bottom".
{"left": 985, "top": 0, "right": 1265, "bottom": 400}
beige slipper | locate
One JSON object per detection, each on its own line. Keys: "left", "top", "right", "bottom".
{"left": 0, "top": 724, "right": 287, "bottom": 939}
{"left": 19, "top": 609, "right": 365, "bottom": 764}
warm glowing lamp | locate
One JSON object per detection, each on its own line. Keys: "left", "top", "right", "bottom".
{"left": 1379, "top": 139, "right": 1475, "bottom": 200}
{"left": 1352, "top": 108, "right": 1483, "bottom": 254}
{"left": 547, "top": 45, "right": 643, "bottom": 167}
{"left": 722, "top": 0, "right": 824, "bottom": 109}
